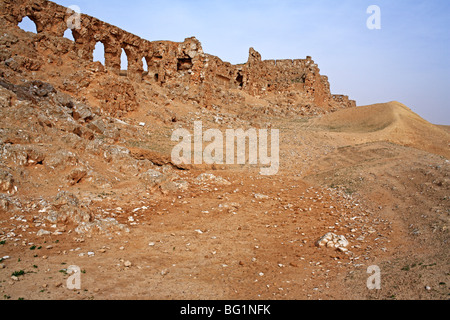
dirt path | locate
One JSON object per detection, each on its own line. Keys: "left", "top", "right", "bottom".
{"left": 1, "top": 113, "right": 449, "bottom": 301}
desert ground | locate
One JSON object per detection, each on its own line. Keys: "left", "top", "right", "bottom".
{"left": 1, "top": 99, "right": 448, "bottom": 300}
{"left": 0, "top": 0, "right": 448, "bottom": 301}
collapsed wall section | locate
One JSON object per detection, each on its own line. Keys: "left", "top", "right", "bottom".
{"left": 0, "top": 0, "right": 356, "bottom": 110}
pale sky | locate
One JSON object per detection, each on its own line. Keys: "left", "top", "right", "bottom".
{"left": 20, "top": 0, "right": 450, "bottom": 125}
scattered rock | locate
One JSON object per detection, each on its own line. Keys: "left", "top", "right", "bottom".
{"left": 196, "top": 173, "right": 231, "bottom": 185}
{"left": 254, "top": 193, "right": 269, "bottom": 200}
{"left": 67, "top": 167, "right": 87, "bottom": 185}
{"left": 173, "top": 180, "right": 189, "bottom": 190}
{"left": 0, "top": 86, "right": 13, "bottom": 107}
{"left": 316, "top": 233, "right": 349, "bottom": 250}
{"left": 161, "top": 269, "right": 169, "bottom": 276}
{"left": 86, "top": 119, "right": 106, "bottom": 134}
{"left": 2, "top": 145, "right": 45, "bottom": 167}
{"left": 37, "top": 229, "right": 51, "bottom": 237}
{"left": 0, "top": 169, "right": 16, "bottom": 194}
{"left": 124, "top": 261, "right": 132, "bottom": 268}
{"left": 75, "top": 218, "right": 129, "bottom": 235}
{"left": 141, "top": 169, "right": 168, "bottom": 188}
{"left": 72, "top": 103, "right": 94, "bottom": 122}
{"left": 45, "top": 150, "right": 79, "bottom": 169}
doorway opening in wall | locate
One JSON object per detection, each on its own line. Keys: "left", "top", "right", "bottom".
{"left": 93, "top": 42, "right": 105, "bottom": 65}
{"left": 18, "top": 16, "right": 37, "bottom": 34}
{"left": 120, "top": 48, "right": 128, "bottom": 76}
{"left": 63, "top": 29, "right": 75, "bottom": 42}
{"left": 177, "top": 57, "right": 193, "bottom": 71}
{"left": 236, "top": 73, "right": 244, "bottom": 88}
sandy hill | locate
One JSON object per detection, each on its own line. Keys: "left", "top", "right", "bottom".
{"left": 438, "top": 125, "right": 450, "bottom": 133}
{"left": 312, "top": 101, "right": 450, "bottom": 158}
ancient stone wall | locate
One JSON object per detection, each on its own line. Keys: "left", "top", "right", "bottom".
{"left": 0, "top": 0, "right": 356, "bottom": 110}
{"left": 332, "top": 95, "right": 357, "bottom": 109}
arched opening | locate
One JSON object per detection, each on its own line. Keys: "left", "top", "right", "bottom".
{"left": 63, "top": 29, "right": 75, "bottom": 41}
{"left": 177, "top": 57, "right": 193, "bottom": 71}
{"left": 93, "top": 42, "right": 105, "bottom": 65}
{"left": 142, "top": 57, "right": 148, "bottom": 77}
{"left": 236, "top": 72, "right": 244, "bottom": 88}
{"left": 120, "top": 48, "right": 128, "bottom": 76}
{"left": 18, "top": 16, "right": 37, "bottom": 34}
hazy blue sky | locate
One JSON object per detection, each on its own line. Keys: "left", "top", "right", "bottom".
{"left": 21, "top": 0, "right": 450, "bottom": 124}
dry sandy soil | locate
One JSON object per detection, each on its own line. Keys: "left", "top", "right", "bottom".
{"left": 1, "top": 101, "right": 448, "bottom": 301}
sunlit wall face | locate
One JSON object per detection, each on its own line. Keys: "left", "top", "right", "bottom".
{"left": 40, "top": 0, "right": 450, "bottom": 125}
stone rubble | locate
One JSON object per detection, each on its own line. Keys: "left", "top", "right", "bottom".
{"left": 316, "top": 233, "right": 350, "bottom": 251}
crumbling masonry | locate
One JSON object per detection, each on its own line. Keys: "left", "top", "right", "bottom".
{"left": 0, "top": 0, "right": 356, "bottom": 111}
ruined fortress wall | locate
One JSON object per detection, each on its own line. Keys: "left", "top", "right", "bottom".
{"left": 0, "top": 0, "right": 355, "bottom": 109}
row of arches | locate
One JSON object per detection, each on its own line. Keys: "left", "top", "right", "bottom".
{"left": 92, "top": 43, "right": 149, "bottom": 75}
{"left": 17, "top": 16, "right": 149, "bottom": 75}
{"left": 20, "top": 16, "right": 76, "bottom": 43}
{"left": 92, "top": 42, "right": 148, "bottom": 73}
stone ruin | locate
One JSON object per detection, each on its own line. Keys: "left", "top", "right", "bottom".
{"left": 0, "top": 0, "right": 356, "bottom": 112}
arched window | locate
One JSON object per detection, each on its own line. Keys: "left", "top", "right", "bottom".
{"left": 93, "top": 42, "right": 105, "bottom": 65}
{"left": 18, "top": 16, "right": 37, "bottom": 34}
{"left": 120, "top": 48, "right": 128, "bottom": 76}
{"left": 142, "top": 57, "right": 148, "bottom": 72}
{"left": 63, "top": 29, "right": 75, "bottom": 41}
{"left": 142, "top": 57, "right": 148, "bottom": 76}
{"left": 121, "top": 49, "right": 128, "bottom": 70}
